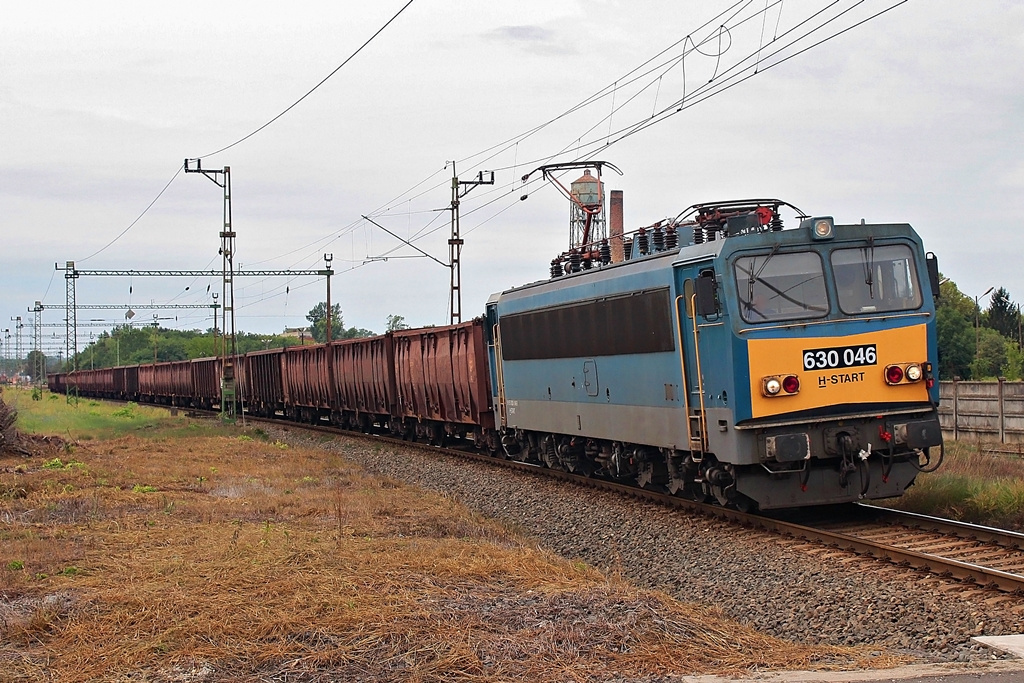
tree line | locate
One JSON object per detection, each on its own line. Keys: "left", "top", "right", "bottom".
{"left": 937, "top": 279, "right": 1022, "bottom": 381}
{"left": 51, "top": 304, "right": 412, "bottom": 372}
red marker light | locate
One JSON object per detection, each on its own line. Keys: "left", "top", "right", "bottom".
{"left": 885, "top": 365, "right": 904, "bottom": 384}
{"left": 782, "top": 375, "right": 800, "bottom": 394}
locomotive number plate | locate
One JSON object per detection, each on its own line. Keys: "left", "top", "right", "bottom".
{"left": 802, "top": 344, "right": 877, "bottom": 371}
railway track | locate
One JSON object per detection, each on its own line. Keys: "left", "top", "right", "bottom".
{"left": 219, "top": 411, "right": 1024, "bottom": 594}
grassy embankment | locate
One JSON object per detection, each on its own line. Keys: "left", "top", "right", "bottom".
{"left": 0, "top": 387, "right": 880, "bottom": 682}
{"left": 884, "top": 440, "right": 1024, "bottom": 530}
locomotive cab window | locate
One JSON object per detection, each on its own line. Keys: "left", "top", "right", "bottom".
{"left": 734, "top": 251, "right": 828, "bottom": 323}
{"left": 831, "top": 244, "right": 921, "bottom": 315}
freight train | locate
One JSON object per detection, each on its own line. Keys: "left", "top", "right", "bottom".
{"left": 49, "top": 198, "right": 944, "bottom": 510}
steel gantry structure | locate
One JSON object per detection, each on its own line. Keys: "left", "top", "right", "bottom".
{"left": 31, "top": 302, "right": 219, "bottom": 383}
{"left": 54, "top": 160, "right": 332, "bottom": 422}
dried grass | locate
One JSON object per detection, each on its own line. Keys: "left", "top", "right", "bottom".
{"left": 1, "top": 434, "right": 888, "bottom": 682}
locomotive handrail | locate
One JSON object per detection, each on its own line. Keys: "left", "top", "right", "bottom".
{"left": 492, "top": 323, "right": 508, "bottom": 428}
{"left": 690, "top": 292, "right": 709, "bottom": 454}
{"left": 673, "top": 295, "right": 699, "bottom": 459}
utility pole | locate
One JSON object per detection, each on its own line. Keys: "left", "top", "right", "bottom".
{"left": 10, "top": 317, "right": 23, "bottom": 379}
{"left": 974, "top": 287, "right": 994, "bottom": 365}
{"left": 324, "top": 252, "right": 336, "bottom": 416}
{"left": 185, "top": 158, "right": 237, "bottom": 421}
{"left": 29, "top": 302, "right": 44, "bottom": 384}
{"left": 448, "top": 163, "right": 493, "bottom": 325}
{"left": 324, "top": 253, "right": 334, "bottom": 343}
{"left": 150, "top": 315, "right": 174, "bottom": 363}
{"left": 2, "top": 329, "right": 9, "bottom": 378}
{"left": 62, "top": 261, "right": 79, "bottom": 375}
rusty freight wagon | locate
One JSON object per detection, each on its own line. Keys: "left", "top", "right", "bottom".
{"left": 240, "top": 349, "right": 285, "bottom": 418}
{"left": 191, "top": 357, "right": 221, "bottom": 410}
{"left": 282, "top": 344, "right": 332, "bottom": 423}
{"left": 331, "top": 335, "right": 395, "bottom": 432}
{"left": 113, "top": 365, "right": 140, "bottom": 402}
{"left": 391, "top": 319, "right": 495, "bottom": 448}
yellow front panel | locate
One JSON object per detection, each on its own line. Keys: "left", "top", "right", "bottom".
{"left": 747, "top": 324, "right": 929, "bottom": 419}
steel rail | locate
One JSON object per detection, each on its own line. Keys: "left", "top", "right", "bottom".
{"left": 856, "top": 504, "right": 1024, "bottom": 551}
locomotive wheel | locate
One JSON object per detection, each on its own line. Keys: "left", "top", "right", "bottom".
{"left": 692, "top": 481, "right": 713, "bottom": 504}
{"left": 635, "top": 459, "right": 668, "bottom": 491}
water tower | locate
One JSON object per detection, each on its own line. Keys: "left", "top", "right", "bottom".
{"left": 569, "top": 169, "right": 605, "bottom": 250}
{"left": 521, "top": 160, "right": 622, "bottom": 253}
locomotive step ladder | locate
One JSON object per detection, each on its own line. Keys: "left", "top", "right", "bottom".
{"left": 688, "top": 410, "right": 705, "bottom": 460}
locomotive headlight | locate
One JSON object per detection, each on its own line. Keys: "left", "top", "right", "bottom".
{"left": 800, "top": 216, "right": 835, "bottom": 239}
{"left": 905, "top": 364, "right": 923, "bottom": 382}
{"left": 764, "top": 377, "right": 782, "bottom": 396}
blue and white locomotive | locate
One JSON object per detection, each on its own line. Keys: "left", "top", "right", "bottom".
{"left": 485, "top": 198, "right": 943, "bottom": 510}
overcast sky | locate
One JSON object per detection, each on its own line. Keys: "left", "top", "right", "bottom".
{"left": 3, "top": 0, "right": 1022, "bottom": 354}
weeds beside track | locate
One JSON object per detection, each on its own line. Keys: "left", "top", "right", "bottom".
{"left": 0, "top": 390, "right": 876, "bottom": 682}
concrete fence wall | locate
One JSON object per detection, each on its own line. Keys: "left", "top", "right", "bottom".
{"left": 938, "top": 380, "right": 1024, "bottom": 445}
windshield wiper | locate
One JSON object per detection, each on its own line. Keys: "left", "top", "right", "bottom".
{"left": 862, "top": 237, "right": 876, "bottom": 300}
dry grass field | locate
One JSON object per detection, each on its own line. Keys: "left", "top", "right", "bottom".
{"left": 0, "top": 389, "right": 885, "bottom": 681}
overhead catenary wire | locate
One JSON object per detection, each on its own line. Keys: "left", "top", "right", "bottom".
{"left": 55, "top": 0, "right": 912, "bottom": 329}
{"left": 196, "top": 0, "right": 418, "bottom": 160}
{"left": 243, "top": 0, "right": 898, "bottom": 297}
{"left": 75, "top": 163, "right": 185, "bottom": 264}
{"left": 57, "top": 0, "right": 418, "bottom": 291}
{"left": 340, "top": 0, "right": 911, "bottom": 271}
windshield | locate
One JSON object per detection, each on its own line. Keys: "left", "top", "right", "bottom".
{"left": 734, "top": 251, "right": 829, "bottom": 323}
{"left": 831, "top": 244, "right": 921, "bottom": 314}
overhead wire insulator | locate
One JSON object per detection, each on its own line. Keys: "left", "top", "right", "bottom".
{"left": 652, "top": 226, "right": 665, "bottom": 252}
{"left": 665, "top": 225, "right": 678, "bottom": 249}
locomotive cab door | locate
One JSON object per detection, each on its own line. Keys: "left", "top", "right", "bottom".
{"left": 674, "top": 266, "right": 718, "bottom": 455}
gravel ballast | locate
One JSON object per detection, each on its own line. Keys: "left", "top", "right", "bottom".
{"left": 275, "top": 428, "right": 1024, "bottom": 664}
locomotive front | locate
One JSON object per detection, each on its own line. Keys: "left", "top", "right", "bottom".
{"left": 686, "top": 208, "right": 943, "bottom": 509}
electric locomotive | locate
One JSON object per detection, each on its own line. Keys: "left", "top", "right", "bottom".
{"left": 485, "top": 199, "right": 942, "bottom": 510}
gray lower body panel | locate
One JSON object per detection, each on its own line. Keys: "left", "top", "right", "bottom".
{"left": 506, "top": 399, "right": 688, "bottom": 450}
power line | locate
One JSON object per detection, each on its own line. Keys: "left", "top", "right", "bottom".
{"left": 196, "top": 0, "right": 419, "bottom": 160}
{"left": 62, "top": 1, "right": 418, "bottom": 288}
{"left": 76, "top": 163, "right": 185, "bottom": 263}
{"left": 355, "top": 0, "right": 912, "bottom": 266}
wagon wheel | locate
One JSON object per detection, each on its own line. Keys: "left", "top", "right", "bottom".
{"left": 429, "top": 424, "right": 446, "bottom": 448}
